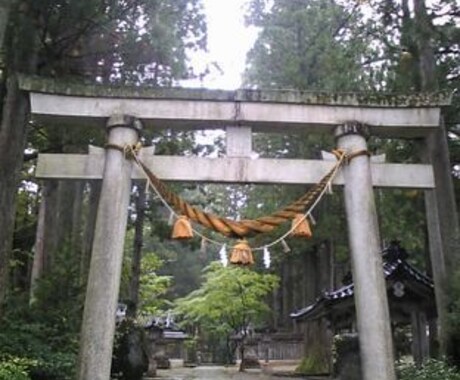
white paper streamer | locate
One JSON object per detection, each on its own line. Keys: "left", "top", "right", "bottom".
{"left": 263, "top": 247, "right": 271, "bottom": 268}
{"left": 281, "top": 239, "right": 291, "bottom": 253}
{"left": 167, "top": 212, "right": 175, "bottom": 226}
{"left": 200, "top": 237, "right": 207, "bottom": 254}
{"left": 219, "top": 244, "right": 228, "bottom": 267}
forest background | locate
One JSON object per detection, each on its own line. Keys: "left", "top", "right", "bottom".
{"left": 0, "top": 0, "right": 458, "bottom": 378}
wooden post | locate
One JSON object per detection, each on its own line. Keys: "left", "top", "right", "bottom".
{"left": 336, "top": 123, "right": 396, "bottom": 380}
{"left": 77, "top": 115, "right": 142, "bottom": 380}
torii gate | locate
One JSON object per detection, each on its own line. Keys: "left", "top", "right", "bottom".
{"left": 20, "top": 76, "right": 450, "bottom": 380}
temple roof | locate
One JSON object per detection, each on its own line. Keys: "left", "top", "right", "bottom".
{"left": 290, "top": 242, "right": 435, "bottom": 321}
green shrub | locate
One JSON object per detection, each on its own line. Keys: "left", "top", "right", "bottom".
{"left": 398, "top": 359, "right": 460, "bottom": 380}
{"left": 295, "top": 350, "right": 330, "bottom": 375}
{"left": 0, "top": 318, "right": 77, "bottom": 380}
{"left": 0, "top": 357, "right": 32, "bottom": 380}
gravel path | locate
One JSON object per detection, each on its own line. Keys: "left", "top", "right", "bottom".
{"left": 147, "top": 360, "right": 333, "bottom": 380}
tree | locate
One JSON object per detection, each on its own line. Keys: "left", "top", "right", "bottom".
{"left": 0, "top": 1, "right": 39, "bottom": 317}
{"left": 243, "top": 0, "right": 370, "bottom": 333}
{"left": 0, "top": 1, "right": 209, "bottom": 376}
{"left": 0, "top": 0, "right": 208, "bottom": 316}
{"left": 244, "top": 0, "right": 374, "bottom": 91}
{"left": 243, "top": 0, "right": 459, "bottom": 367}
{"left": 175, "top": 262, "right": 279, "bottom": 371}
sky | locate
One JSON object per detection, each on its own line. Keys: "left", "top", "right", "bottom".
{"left": 183, "top": 0, "right": 259, "bottom": 90}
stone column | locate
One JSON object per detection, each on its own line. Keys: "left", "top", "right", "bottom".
{"left": 335, "top": 123, "right": 396, "bottom": 380}
{"left": 77, "top": 115, "right": 142, "bottom": 380}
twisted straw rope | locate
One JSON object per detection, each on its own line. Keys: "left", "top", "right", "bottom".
{"left": 127, "top": 149, "right": 348, "bottom": 238}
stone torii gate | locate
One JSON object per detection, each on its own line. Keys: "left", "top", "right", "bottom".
{"left": 20, "top": 76, "right": 450, "bottom": 380}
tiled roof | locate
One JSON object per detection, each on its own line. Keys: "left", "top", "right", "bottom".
{"left": 290, "top": 243, "right": 434, "bottom": 320}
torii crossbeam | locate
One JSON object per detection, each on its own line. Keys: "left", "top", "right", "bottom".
{"left": 20, "top": 75, "right": 451, "bottom": 380}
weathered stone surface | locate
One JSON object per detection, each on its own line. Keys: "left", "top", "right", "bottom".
{"left": 36, "top": 153, "right": 436, "bottom": 188}
{"left": 18, "top": 74, "right": 451, "bottom": 107}
{"left": 20, "top": 75, "right": 450, "bottom": 137}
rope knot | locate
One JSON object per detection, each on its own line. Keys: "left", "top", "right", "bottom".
{"left": 105, "top": 142, "right": 142, "bottom": 159}
{"left": 123, "top": 142, "right": 142, "bottom": 159}
{"left": 345, "top": 149, "right": 371, "bottom": 164}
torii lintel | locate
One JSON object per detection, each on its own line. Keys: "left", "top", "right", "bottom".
{"left": 19, "top": 75, "right": 451, "bottom": 138}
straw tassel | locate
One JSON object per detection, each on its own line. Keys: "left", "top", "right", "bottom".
{"left": 291, "top": 214, "right": 312, "bottom": 239}
{"left": 171, "top": 215, "right": 193, "bottom": 239}
{"left": 230, "top": 239, "right": 254, "bottom": 266}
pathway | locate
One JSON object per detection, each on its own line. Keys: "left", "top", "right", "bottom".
{"left": 147, "top": 360, "right": 329, "bottom": 380}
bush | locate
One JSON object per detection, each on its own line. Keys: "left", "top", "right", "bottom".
{"left": 397, "top": 359, "right": 460, "bottom": 380}
{"left": 0, "top": 357, "right": 32, "bottom": 380}
{"left": 0, "top": 317, "right": 77, "bottom": 380}
{"left": 295, "top": 354, "right": 329, "bottom": 375}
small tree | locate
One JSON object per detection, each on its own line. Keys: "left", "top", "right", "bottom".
{"left": 175, "top": 262, "right": 279, "bottom": 371}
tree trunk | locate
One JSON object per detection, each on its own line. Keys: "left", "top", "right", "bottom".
{"left": 281, "top": 259, "right": 293, "bottom": 328}
{"left": 41, "top": 180, "right": 61, "bottom": 271}
{"left": 413, "top": 0, "right": 460, "bottom": 357}
{"left": 238, "top": 336, "right": 246, "bottom": 372}
{"left": 301, "top": 243, "right": 333, "bottom": 374}
{"left": 30, "top": 184, "right": 48, "bottom": 303}
{"left": 70, "top": 180, "right": 85, "bottom": 258}
{"left": 0, "top": 75, "right": 31, "bottom": 314}
{"left": 0, "top": 5, "right": 38, "bottom": 315}
{"left": 80, "top": 180, "right": 101, "bottom": 284}
{"left": 0, "top": 0, "right": 13, "bottom": 49}
{"left": 128, "top": 185, "right": 146, "bottom": 317}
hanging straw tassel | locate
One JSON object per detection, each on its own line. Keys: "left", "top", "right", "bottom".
{"left": 291, "top": 213, "right": 312, "bottom": 239}
{"left": 230, "top": 239, "right": 254, "bottom": 266}
{"left": 171, "top": 215, "right": 193, "bottom": 239}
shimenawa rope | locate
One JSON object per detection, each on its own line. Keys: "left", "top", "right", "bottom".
{"left": 119, "top": 145, "right": 348, "bottom": 238}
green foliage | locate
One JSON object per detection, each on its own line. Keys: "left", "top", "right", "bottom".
{"left": 175, "top": 262, "right": 278, "bottom": 366}
{"left": 0, "top": 316, "right": 76, "bottom": 380}
{"left": 296, "top": 352, "right": 329, "bottom": 375}
{"left": 244, "top": 0, "right": 375, "bottom": 91}
{"left": 138, "top": 253, "right": 172, "bottom": 315}
{"left": 397, "top": 359, "right": 460, "bottom": 380}
{"left": 175, "top": 262, "right": 279, "bottom": 336}
{"left": 0, "top": 357, "right": 32, "bottom": 380}
{"left": 121, "top": 231, "right": 172, "bottom": 315}
{"left": 0, "top": 243, "right": 80, "bottom": 380}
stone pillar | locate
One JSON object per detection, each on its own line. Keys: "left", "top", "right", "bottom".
{"left": 77, "top": 115, "right": 142, "bottom": 380}
{"left": 335, "top": 123, "right": 396, "bottom": 380}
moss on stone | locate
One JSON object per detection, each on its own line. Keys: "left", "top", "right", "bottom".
{"left": 18, "top": 74, "right": 452, "bottom": 107}
{"left": 295, "top": 352, "right": 330, "bottom": 375}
